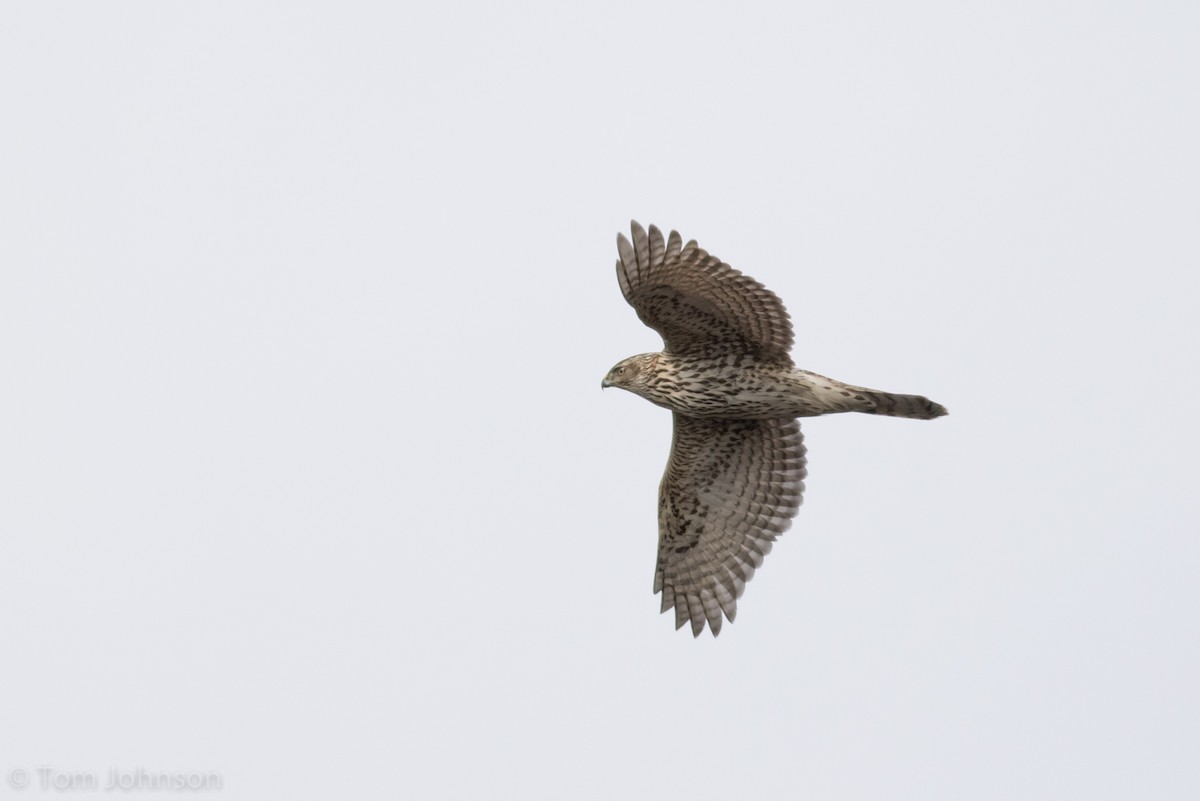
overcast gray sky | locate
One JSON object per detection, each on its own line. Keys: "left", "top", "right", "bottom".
{"left": 2, "top": 2, "right": 1197, "bottom": 799}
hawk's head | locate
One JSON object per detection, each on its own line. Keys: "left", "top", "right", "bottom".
{"left": 602, "top": 354, "right": 658, "bottom": 392}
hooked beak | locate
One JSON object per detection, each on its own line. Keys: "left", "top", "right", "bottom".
{"left": 601, "top": 377, "right": 612, "bottom": 389}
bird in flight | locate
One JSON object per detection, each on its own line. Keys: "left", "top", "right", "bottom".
{"left": 603, "top": 221, "right": 947, "bottom": 637}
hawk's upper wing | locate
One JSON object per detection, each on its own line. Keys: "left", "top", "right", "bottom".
{"left": 656, "top": 414, "right": 807, "bottom": 636}
{"left": 616, "top": 221, "right": 794, "bottom": 363}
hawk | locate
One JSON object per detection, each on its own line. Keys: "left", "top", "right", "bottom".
{"left": 603, "top": 221, "right": 947, "bottom": 637}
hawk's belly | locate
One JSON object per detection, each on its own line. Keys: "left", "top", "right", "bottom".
{"left": 642, "top": 365, "right": 835, "bottom": 419}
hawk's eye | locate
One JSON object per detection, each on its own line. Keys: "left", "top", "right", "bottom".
{"left": 617, "top": 367, "right": 626, "bottom": 374}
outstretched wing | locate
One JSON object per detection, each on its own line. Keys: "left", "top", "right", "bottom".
{"left": 656, "top": 414, "right": 807, "bottom": 636}
{"left": 616, "top": 221, "right": 794, "bottom": 363}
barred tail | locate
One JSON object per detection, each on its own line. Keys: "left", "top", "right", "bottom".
{"left": 798, "top": 371, "right": 948, "bottom": 420}
{"left": 855, "top": 388, "right": 948, "bottom": 420}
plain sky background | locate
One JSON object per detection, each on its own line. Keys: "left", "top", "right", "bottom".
{"left": 2, "top": 2, "right": 1197, "bottom": 799}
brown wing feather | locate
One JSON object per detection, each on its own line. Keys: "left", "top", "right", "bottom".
{"left": 616, "top": 221, "right": 794, "bottom": 363}
{"left": 656, "top": 415, "right": 807, "bottom": 636}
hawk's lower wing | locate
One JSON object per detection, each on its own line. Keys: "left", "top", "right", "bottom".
{"left": 656, "top": 415, "right": 807, "bottom": 636}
